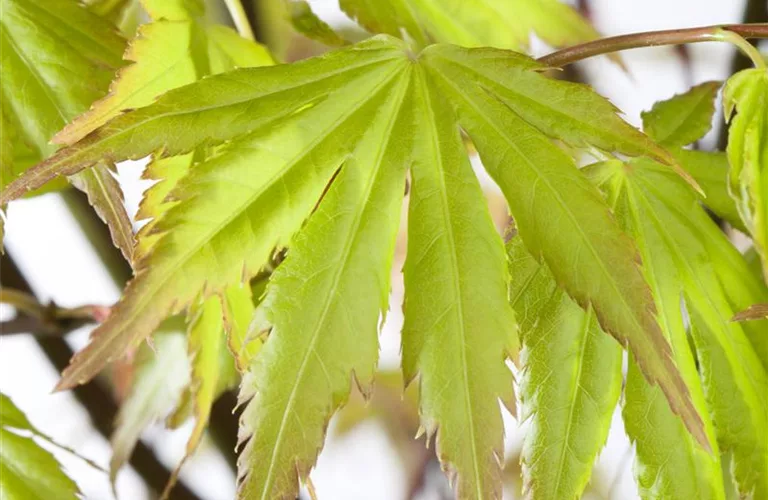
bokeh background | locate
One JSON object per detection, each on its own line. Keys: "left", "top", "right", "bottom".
{"left": 1, "top": 0, "right": 764, "bottom": 498}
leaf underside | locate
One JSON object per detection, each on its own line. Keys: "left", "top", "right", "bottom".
{"left": 2, "top": 35, "right": 709, "bottom": 498}
{"left": 508, "top": 237, "right": 622, "bottom": 500}
{"left": 0, "top": 0, "right": 133, "bottom": 260}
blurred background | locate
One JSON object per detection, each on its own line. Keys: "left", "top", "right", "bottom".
{"left": 1, "top": 0, "right": 765, "bottom": 498}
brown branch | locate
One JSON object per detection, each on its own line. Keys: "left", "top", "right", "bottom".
{"left": 1, "top": 254, "right": 202, "bottom": 500}
{"left": 538, "top": 23, "right": 768, "bottom": 67}
{"left": 0, "top": 287, "right": 109, "bottom": 337}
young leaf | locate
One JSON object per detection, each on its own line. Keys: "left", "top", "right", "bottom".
{"left": 674, "top": 150, "right": 747, "bottom": 233}
{"left": 110, "top": 325, "right": 189, "bottom": 481}
{"left": 222, "top": 283, "right": 260, "bottom": 372}
{"left": 421, "top": 44, "right": 707, "bottom": 448}
{"left": 163, "top": 292, "right": 242, "bottom": 494}
{"left": 0, "top": 393, "right": 80, "bottom": 500}
{"left": 55, "top": 2, "right": 273, "bottom": 147}
{"left": 0, "top": 0, "right": 134, "bottom": 260}
{"left": 639, "top": 83, "right": 746, "bottom": 231}
{"left": 507, "top": 237, "right": 623, "bottom": 500}
{"left": 587, "top": 160, "right": 724, "bottom": 499}
{"left": 642, "top": 83, "right": 768, "bottom": 367}
{"left": 238, "top": 64, "right": 412, "bottom": 498}
{"left": 589, "top": 158, "right": 768, "bottom": 498}
{"left": 724, "top": 68, "right": 768, "bottom": 281}
{"left": 641, "top": 81, "right": 721, "bottom": 147}
{"left": 49, "top": 38, "right": 410, "bottom": 392}
{"left": 340, "top": 0, "right": 599, "bottom": 51}
{"left": 401, "top": 67, "right": 516, "bottom": 499}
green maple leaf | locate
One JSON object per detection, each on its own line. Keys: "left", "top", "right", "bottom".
{"left": 340, "top": 0, "right": 599, "bottom": 51}
{"left": 638, "top": 81, "right": 747, "bottom": 232}
{"left": 507, "top": 237, "right": 622, "bottom": 500}
{"left": 724, "top": 68, "right": 768, "bottom": 282}
{"left": 592, "top": 157, "right": 768, "bottom": 498}
{"left": 1, "top": 36, "right": 708, "bottom": 497}
{"left": 0, "top": 393, "right": 80, "bottom": 500}
{"left": 586, "top": 83, "right": 768, "bottom": 497}
{"left": 0, "top": 0, "right": 134, "bottom": 260}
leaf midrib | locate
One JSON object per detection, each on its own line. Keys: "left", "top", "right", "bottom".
{"left": 551, "top": 305, "right": 592, "bottom": 499}
{"left": 415, "top": 67, "right": 484, "bottom": 498}
{"left": 257, "top": 69, "right": 411, "bottom": 499}
{"left": 61, "top": 64, "right": 409, "bottom": 387}
{"left": 426, "top": 64, "right": 652, "bottom": 346}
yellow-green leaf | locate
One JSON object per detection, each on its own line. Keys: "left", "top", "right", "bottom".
{"left": 401, "top": 66, "right": 516, "bottom": 499}
{"left": 724, "top": 68, "right": 768, "bottom": 282}
{"left": 238, "top": 60, "right": 413, "bottom": 499}
{"left": 507, "top": 237, "right": 622, "bottom": 500}
{"left": 0, "top": 393, "right": 80, "bottom": 500}
{"left": 0, "top": 0, "right": 133, "bottom": 260}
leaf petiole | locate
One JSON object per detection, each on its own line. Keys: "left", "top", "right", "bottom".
{"left": 715, "top": 29, "right": 767, "bottom": 69}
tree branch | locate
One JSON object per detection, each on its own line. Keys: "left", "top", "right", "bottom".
{"left": 538, "top": 23, "right": 768, "bottom": 67}
{"left": 0, "top": 254, "right": 202, "bottom": 500}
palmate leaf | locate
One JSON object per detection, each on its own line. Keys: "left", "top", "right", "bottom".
{"left": 507, "top": 237, "right": 622, "bottom": 500}
{"left": 0, "top": 393, "right": 79, "bottom": 500}
{"left": 724, "top": 68, "right": 768, "bottom": 281}
{"left": 2, "top": 36, "right": 707, "bottom": 496}
{"left": 587, "top": 160, "right": 724, "bottom": 499}
{"left": 586, "top": 84, "right": 768, "bottom": 497}
{"left": 642, "top": 81, "right": 747, "bottom": 231}
{"left": 641, "top": 83, "right": 768, "bottom": 368}
{"left": 590, "top": 156, "right": 768, "bottom": 498}
{"left": 340, "top": 0, "right": 599, "bottom": 51}
{"left": 401, "top": 66, "right": 515, "bottom": 498}
{"left": 239, "top": 64, "right": 413, "bottom": 498}
{"left": 0, "top": 0, "right": 134, "bottom": 260}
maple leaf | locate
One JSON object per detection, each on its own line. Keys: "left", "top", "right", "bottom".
{"left": 0, "top": 393, "right": 81, "bottom": 499}
{"left": 340, "top": 0, "right": 599, "bottom": 51}
{"left": 0, "top": 0, "right": 133, "bottom": 260}
{"left": 507, "top": 236, "right": 623, "bottom": 500}
{"left": 724, "top": 68, "right": 768, "bottom": 282}
{"left": 0, "top": 36, "right": 708, "bottom": 497}
{"left": 584, "top": 83, "right": 768, "bottom": 497}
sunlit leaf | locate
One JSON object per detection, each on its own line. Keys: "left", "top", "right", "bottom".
{"left": 401, "top": 66, "right": 516, "bottom": 498}
{"left": 340, "top": 0, "right": 599, "bottom": 51}
{"left": 724, "top": 68, "right": 768, "bottom": 282}
{"left": 0, "top": 0, "right": 133, "bottom": 260}
{"left": 507, "top": 237, "right": 622, "bottom": 500}
{"left": 589, "top": 157, "right": 768, "bottom": 498}
{"left": 0, "top": 393, "right": 79, "bottom": 500}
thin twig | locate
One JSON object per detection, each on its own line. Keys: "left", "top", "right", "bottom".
{"left": 0, "top": 287, "right": 109, "bottom": 337}
{"left": 538, "top": 23, "right": 768, "bottom": 67}
{"left": 0, "top": 255, "right": 202, "bottom": 500}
